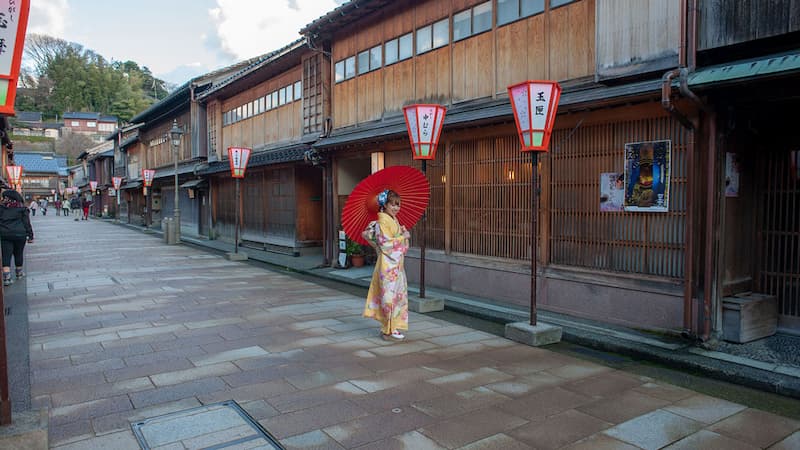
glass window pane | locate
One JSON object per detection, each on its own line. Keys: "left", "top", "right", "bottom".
{"left": 453, "top": 10, "right": 471, "bottom": 41}
{"left": 473, "top": 2, "right": 492, "bottom": 34}
{"left": 370, "top": 45, "right": 382, "bottom": 70}
{"left": 358, "top": 50, "right": 370, "bottom": 74}
{"left": 345, "top": 56, "right": 356, "bottom": 78}
{"left": 521, "top": 0, "right": 544, "bottom": 16}
{"left": 385, "top": 38, "right": 399, "bottom": 65}
{"left": 335, "top": 60, "right": 345, "bottom": 82}
{"left": 550, "top": 0, "right": 575, "bottom": 8}
{"left": 294, "top": 81, "right": 302, "bottom": 101}
{"left": 279, "top": 88, "right": 287, "bottom": 105}
{"left": 498, "top": 0, "right": 519, "bottom": 25}
{"left": 399, "top": 33, "right": 413, "bottom": 60}
{"left": 417, "top": 25, "right": 432, "bottom": 54}
{"left": 265, "top": 94, "right": 272, "bottom": 110}
{"left": 271, "top": 91, "right": 278, "bottom": 107}
{"left": 432, "top": 19, "right": 449, "bottom": 48}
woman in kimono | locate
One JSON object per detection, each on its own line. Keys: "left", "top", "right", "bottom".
{"left": 362, "top": 189, "right": 411, "bottom": 341}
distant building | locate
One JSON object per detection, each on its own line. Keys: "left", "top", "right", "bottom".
{"left": 62, "top": 112, "right": 118, "bottom": 142}
{"left": 14, "top": 152, "right": 70, "bottom": 201}
{"left": 11, "top": 110, "right": 61, "bottom": 138}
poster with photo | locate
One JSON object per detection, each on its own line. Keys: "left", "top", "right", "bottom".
{"left": 624, "top": 140, "right": 671, "bottom": 212}
{"left": 600, "top": 172, "right": 624, "bottom": 212}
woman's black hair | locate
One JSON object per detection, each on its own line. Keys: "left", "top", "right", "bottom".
{"left": 2, "top": 190, "right": 24, "bottom": 203}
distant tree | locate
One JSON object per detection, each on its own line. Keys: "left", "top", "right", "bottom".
{"left": 54, "top": 132, "right": 95, "bottom": 161}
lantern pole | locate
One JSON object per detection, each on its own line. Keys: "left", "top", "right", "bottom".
{"left": 420, "top": 159, "right": 427, "bottom": 299}
{"left": 234, "top": 177, "right": 240, "bottom": 254}
{"left": 530, "top": 152, "right": 538, "bottom": 325}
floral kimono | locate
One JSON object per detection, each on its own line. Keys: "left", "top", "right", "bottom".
{"left": 363, "top": 212, "right": 409, "bottom": 334}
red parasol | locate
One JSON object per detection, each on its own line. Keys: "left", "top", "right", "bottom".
{"left": 342, "top": 165, "right": 430, "bottom": 245}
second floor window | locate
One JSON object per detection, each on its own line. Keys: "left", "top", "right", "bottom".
{"left": 454, "top": 1, "right": 493, "bottom": 42}
{"left": 358, "top": 44, "right": 382, "bottom": 74}
{"left": 498, "top": 0, "right": 545, "bottom": 26}
{"left": 417, "top": 18, "right": 449, "bottom": 55}
{"left": 87, "top": 121, "right": 97, "bottom": 127}
{"left": 385, "top": 33, "right": 413, "bottom": 66}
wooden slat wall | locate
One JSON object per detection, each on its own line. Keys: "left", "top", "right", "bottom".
{"left": 595, "top": 0, "right": 680, "bottom": 74}
{"left": 141, "top": 112, "right": 191, "bottom": 170}
{"left": 548, "top": 0, "right": 595, "bottom": 81}
{"left": 698, "top": 0, "right": 800, "bottom": 51}
{"left": 756, "top": 150, "right": 800, "bottom": 319}
{"left": 549, "top": 116, "right": 687, "bottom": 278}
{"left": 452, "top": 33, "right": 493, "bottom": 101}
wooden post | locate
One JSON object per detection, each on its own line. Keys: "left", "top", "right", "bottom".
{"left": 0, "top": 286, "right": 11, "bottom": 424}
{"left": 234, "top": 178, "right": 240, "bottom": 254}
{"left": 420, "top": 160, "right": 427, "bottom": 299}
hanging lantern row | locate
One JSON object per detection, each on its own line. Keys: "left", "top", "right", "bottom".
{"left": 507, "top": 80, "right": 562, "bottom": 152}
{"left": 228, "top": 147, "right": 252, "bottom": 178}
{"left": 403, "top": 104, "right": 447, "bottom": 161}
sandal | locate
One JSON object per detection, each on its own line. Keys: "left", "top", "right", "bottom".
{"left": 381, "top": 330, "right": 405, "bottom": 341}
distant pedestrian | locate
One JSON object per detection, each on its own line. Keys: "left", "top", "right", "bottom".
{"left": 55, "top": 199, "right": 62, "bottom": 216}
{"left": 81, "top": 197, "right": 92, "bottom": 220}
{"left": 39, "top": 198, "right": 48, "bottom": 216}
{"left": 0, "top": 190, "right": 34, "bottom": 286}
{"left": 62, "top": 198, "right": 71, "bottom": 216}
{"left": 70, "top": 197, "right": 80, "bottom": 221}
{"left": 29, "top": 199, "right": 38, "bottom": 216}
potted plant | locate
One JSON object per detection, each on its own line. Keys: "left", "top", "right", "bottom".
{"left": 346, "top": 239, "right": 366, "bottom": 267}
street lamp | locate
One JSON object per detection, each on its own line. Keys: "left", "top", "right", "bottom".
{"left": 170, "top": 120, "right": 184, "bottom": 244}
{"left": 403, "top": 104, "right": 447, "bottom": 299}
{"left": 112, "top": 176, "right": 123, "bottom": 223}
{"left": 228, "top": 146, "right": 252, "bottom": 257}
{"left": 507, "top": 80, "right": 562, "bottom": 327}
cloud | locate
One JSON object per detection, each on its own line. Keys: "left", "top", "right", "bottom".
{"left": 207, "top": 0, "right": 339, "bottom": 62}
{"left": 28, "top": 0, "right": 69, "bottom": 36}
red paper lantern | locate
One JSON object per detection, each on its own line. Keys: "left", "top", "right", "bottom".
{"left": 403, "top": 104, "right": 447, "bottom": 160}
{"left": 89, "top": 181, "right": 98, "bottom": 191}
{"left": 0, "top": 0, "right": 31, "bottom": 116}
{"left": 228, "top": 147, "right": 252, "bottom": 178}
{"left": 507, "top": 80, "right": 562, "bottom": 152}
{"left": 112, "top": 176, "right": 123, "bottom": 191}
{"left": 5, "top": 165, "right": 22, "bottom": 187}
{"left": 142, "top": 169, "right": 155, "bottom": 187}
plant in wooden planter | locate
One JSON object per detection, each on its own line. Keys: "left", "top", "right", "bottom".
{"left": 345, "top": 239, "right": 366, "bottom": 267}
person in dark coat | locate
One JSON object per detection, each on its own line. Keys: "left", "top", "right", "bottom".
{"left": 0, "top": 190, "right": 34, "bottom": 286}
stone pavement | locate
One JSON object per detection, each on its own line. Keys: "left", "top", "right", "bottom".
{"left": 18, "top": 213, "right": 800, "bottom": 449}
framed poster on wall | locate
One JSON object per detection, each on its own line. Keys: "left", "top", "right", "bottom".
{"left": 624, "top": 140, "right": 671, "bottom": 212}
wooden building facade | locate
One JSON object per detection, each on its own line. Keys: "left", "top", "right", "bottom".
{"left": 300, "top": 0, "right": 800, "bottom": 338}
{"left": 196, "top": 40, "right": 326, "bottom": 252}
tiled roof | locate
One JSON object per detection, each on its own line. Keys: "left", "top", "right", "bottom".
{"left": 13, "top": 152, "right": 70, "bottom": 174}
{"left": 16, "top": 111, "right": 42, "bottom": 122}
{"left": 63, "top": 111, "right": 101, "bottom": 120}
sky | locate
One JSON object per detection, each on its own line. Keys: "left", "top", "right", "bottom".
{"left": 27, "top": 0, "right": 346, "bottom": 86}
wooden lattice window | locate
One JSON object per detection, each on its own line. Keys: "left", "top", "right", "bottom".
{"left": 756, "top": 149, "right": 800, "bottom": 320}
{"left": 207, "top": 102, "right": 217, "bottom": 156}
{"left": 449, "top": 136, "right": 533, "bottom": 260}
{"left": 549, "top": 116, "right": 688, "bottom": 279}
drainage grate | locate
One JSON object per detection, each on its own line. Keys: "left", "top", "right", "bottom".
{"left": 131, "top": 400, "right": 284, "bottom": 450}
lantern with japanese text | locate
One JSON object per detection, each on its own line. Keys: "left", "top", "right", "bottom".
{"left": 112, "top": 176, "right": 122, "bottom": 191}
{"left": 402, "top": 104, "right": 447, "bottom": 300}
{"left": 89, "top": 181, "right": 98, "bottom": 193}
{"left": 228, "top": 147, "right": 252, "bottom": 256}
{"left": 142, "top": 169, "right": 155, "bottom": 187}
{"left": 5, "top": 164, "right": 22, "bottom": 189}
{"left": 506, "top": 80, "right": 562, "bottom": 333}
{"left": 403, "top": 104, "right": 447, "bottom": 160}
{"left": 228, "top": 147, "right": 252, "bottom": 178}
{"left": 0, "top": 0, "right": 30, "bottom": 116}
{"left": 507, "top": 80, "right": 562, "bottom": 152}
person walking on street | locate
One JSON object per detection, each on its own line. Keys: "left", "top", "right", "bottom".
{"left": 70, "top": 196, "right": 80, "bottom": 219}
{"left": 39, "top": 198, "right": 48, "bottom": 216}
{"left": 62, "top": 197, "right": 71, "bottom": 216}
{"left": 81, "top": 196, "right": 92, "bottom": 220}
{"left": 29, "top": 199, "right": 38, "bottom": 216}
{"left": 0, "top": 190, "right": 34, "bottom": 286}
{"left": 362, "top": 189, "right": 411, "bottom": 341}
{"left": 55, "top": 198, "right": 62, "bottom": 216}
